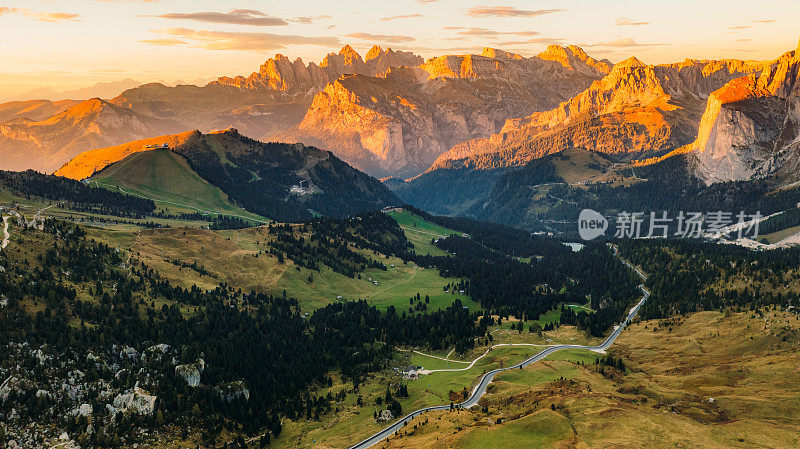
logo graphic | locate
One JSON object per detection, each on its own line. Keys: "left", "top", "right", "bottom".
{"left": 578, "top": 209, "right": 608, "bottom": 241}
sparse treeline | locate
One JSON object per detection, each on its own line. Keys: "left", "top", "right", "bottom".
{"left": 618, "top": 238, "right": 800, "bottom": 319}
{"left": 0, "top": 169, "right": 156, "bottom": 217}
{"left": 264, "top": 213, "right": 410, "bottom": 277}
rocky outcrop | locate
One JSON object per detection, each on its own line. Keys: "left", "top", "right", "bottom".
{"left": 376, "top": 409, "right": 394, "bottom": 422}
{"left": 276, "top": 46, "right": 608, "bottom": 177}
{"left": 692, "top": 46, "right": 800, "bottom": 184}
{"left": 110, "top": 387, "right": 157, "bottom": 416}
{"left": 175, "top": 359, "right": 204, "bottom": 388}
{"left": 537, "top": 45, "right": 612, "bottom": 77}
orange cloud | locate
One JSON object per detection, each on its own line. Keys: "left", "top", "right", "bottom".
{"left": 615, "top": 18, "right": 650, "bottom": 26}
{"left": 0, "top": 7, "right": 80, "bottom": 22}
{"left": 152, "top": 10, "right": 287, "bottom": 26}
{"left": 344, "top": 33, "right": 415, "bottom": 43}
{"left": 444, "top": 27, "right": 540, "bottom": 37}
{"left": 139, "top": 38, "right": 188, "bottom": 46}
{"left": 466, "top": 6, "right": 564, "bottom": 17}
{"left": 151, "top": 28, "right": 340, "bottom": 51}
{"left": 381, "top": 14, "right": 423, "bottom": 21}
{"left": 290, "top": 15, "right": 333, "bottom": 24}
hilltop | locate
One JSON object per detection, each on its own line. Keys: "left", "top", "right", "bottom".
{"left": 58, "top": 129, "right": 400, "bottom": 221}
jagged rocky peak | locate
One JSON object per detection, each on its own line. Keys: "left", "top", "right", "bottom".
{"left": 418, "top": 51, "right": 525, "bottom": 80}
{"left": 481, "top": 48, "right": 524, "bottom": 60}
{"left": 613, "top": 56, "right": 648, "bottom": 71}
{"left": 321, "top": 44, "right": 367, "bottom": 71}
{"left": 213, "top": 44, "right": 422, "bottom": 93}
{"left": 537, "top": 45, "right": 613, "bottom": 76}
{"left": 276, "top": 45, "right": 612, "bottom": 177}
{"left": 428, "top": 48, "right": 773, "bottom": 173}
{"left": 364, "top": 45, "right": 424, "bottom": 73}
{"left": 365, "top": 45, "right": 385, "bottom": 62}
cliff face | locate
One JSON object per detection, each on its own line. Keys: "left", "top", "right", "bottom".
{"left": 692, "top": 47, "right": 800, "bottom": 184}
{"left": 427, "top": 57, "right": 766, "bottom": 172}
{"left": 276, "top": 45, "right": 608, "bottom": 177}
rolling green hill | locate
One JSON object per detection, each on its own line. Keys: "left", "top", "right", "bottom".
{"left": 90, "top": 148, "right": 265, "bottom": 222}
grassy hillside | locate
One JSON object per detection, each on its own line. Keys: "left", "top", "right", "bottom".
{"left": 387, "top": 208, "right": 461, "bottom": 256}
{"left": 88, "top": 222, "right": 477, "bottom": 313}
{"left": 54, "top": 129, "right": 200, "bottom": 180}
{"left": 90, "top": 148, "right": 265, "bottom": 222}
{"left": 297, "top": 309, "right": 800, "bottom": 449}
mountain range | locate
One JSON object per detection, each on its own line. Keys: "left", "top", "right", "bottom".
{"left": 0, "top": 78, "right": 142, "bottom": 103}
{"left": 393, "top": 40, "right": 800, "bottom": 219}
{"left": 0, "top": 43, "right": 612, "bottom": 177}
{"left": 275, "top": 46, "right": 611, "bottom": 177}
{"left": 2, "top": 39, "right": 800, "bottom": 229}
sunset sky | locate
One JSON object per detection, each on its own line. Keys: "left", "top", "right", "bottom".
{"left": 1, "top": 0, "right": 798, "bottom": 100}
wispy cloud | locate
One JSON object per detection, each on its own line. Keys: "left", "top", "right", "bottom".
{"left": 290, "top": 15, "right": 332, "bottom": 24}
{"left": 139, "top": 38, "right": 188, "bottom": 46}
{"left": 381, "top": 14, "right": 423, "bottom": 21}
{"left": 492, "top": 37, "right": 566, "bottom": 46}
{"left": 444, "top": 26, "right": 539, "bottom": 37}
{"left": 149, "top": 28, "right": 340, "bottom": 51}
{"left": 344, "top": 33, "right": 415, "bottom": 43}
{"left": 728, "top": 19, "right": 775, "bottom": 32}
{"left": 0, "top": 7, "right": 80, "bottom": 22}
{"left": 466, "top": 6, "right": 564, "bottom": 17}
{"left": 151, "top": 10, "right": 287, "bottom": 26}
{"left": 615, "top": 18, "right": 650, "bottom": 26}
{"left": 586, "top": 38, "right": 667, "bottom": 48}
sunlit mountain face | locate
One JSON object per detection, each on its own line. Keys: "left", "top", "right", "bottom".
{"left": 1, "top": 3, "right": 800, "bottom": 449}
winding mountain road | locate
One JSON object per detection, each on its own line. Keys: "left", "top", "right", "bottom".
{"left": 348, "top": 255, "right": 649, "bottom": 449}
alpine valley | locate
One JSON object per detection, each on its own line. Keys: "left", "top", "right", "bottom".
{"left": 2, "top": 15, "right": 800, "bottom": 449}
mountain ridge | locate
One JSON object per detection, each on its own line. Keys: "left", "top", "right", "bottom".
{"left": 0, "top": 97, "right": 180, "bottom": 173}
{"left": 275, "top": 45, "right": 611, "bottom": 177}
{"left": 58, "top": 128, "right": 400, "bottom": 221}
